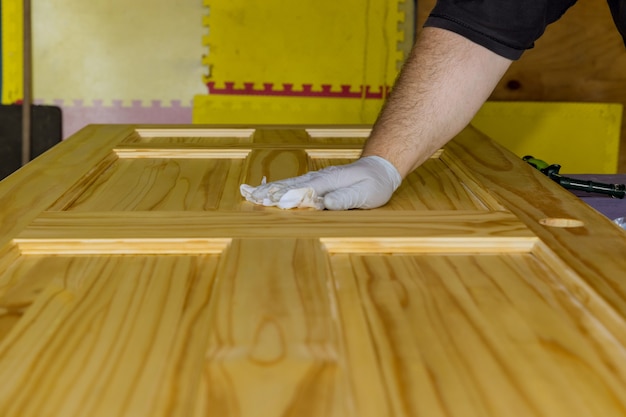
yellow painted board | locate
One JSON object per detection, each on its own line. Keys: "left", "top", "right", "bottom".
{"left": 472, "top": 102, "right": 622, "bottom": 174}
{"left": 203, "top": 0, "right": 405, "bottom": 92}
{"left": 193, "top": 98, "right": 621, "bottom": 174}
{"left": 1, "top": 0, "right": 23, "bottom": 103}
{"left": 193, "top": 94, "right": 384, "bottom": 125}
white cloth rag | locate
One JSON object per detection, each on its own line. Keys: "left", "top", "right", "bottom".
{"left": 240, "top": 177, "right": 324, "bottom": 210}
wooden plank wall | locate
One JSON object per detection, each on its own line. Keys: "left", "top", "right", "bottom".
{"left": 418, "top": 0, "right": 626, "bottom": 172}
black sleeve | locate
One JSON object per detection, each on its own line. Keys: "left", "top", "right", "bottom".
{"left": 423, "top": 0, "right": 578, "bottom": 60}
{"left": 608, "top": 0, "right": 626, "bottom": 47}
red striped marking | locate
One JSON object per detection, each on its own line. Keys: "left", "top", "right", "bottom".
{"left": 207, "top": 82, "right": 390, "bottom": 99}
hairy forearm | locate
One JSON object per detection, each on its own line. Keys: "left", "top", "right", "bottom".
{"left": 362, "top": 27, "right": 513, "bottom": 177}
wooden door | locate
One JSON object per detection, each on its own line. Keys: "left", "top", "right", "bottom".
{"left": 0, "top": 125, "right": 625, "bottom": 417}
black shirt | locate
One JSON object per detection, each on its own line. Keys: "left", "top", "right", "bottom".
{"left": 424, "top": 0, "right": 626, "bottom": 60}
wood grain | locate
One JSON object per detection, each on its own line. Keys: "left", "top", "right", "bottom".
{"left": 0, "top": 126, "right": 624, "bottom": 416}
{"left": 445, "top": 127, "right": 626, "bottom": 340}
{"left": 308, "top": 150, "right": 489, "bottom": 211}
{"left": 136, "top": 128, "right": 256, "bottom": 138}
{"left": 0, "top": 125, "right": 136, "bottom": 248}
{"left": 14, "top": 211, "right": 536, "bottom": 255}
{"left": 389, "top": 159, "right": 492, "bottom": 210}
{"left": 241, "top": 148, "right": 310, "bottom": 188}
{"left": 305, "top": 128, "right": 371, "bottom": 138}
{"left": 114, "top": 148, "right": 252, "bottom": 159}
{"left": 0, "top": 255, "right": 220, "bottom": 417}
{"left": 333, "top": 252, "right": 626, "bottom": 416}
{"left": 201, "top": 239, "right": 351, "bottom": 417}
{"left": 56, "top": 158, "right": 244, "bottom": 211}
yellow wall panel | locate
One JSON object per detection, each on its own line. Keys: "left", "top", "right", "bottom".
{"left": 193, "top": 94, "right": 383, "bottom": 125}
{"left": 472, "top": 102, "right": 622, "bottom": 174}
{"left": 195, "top": 98, "right": 622, "bottom": 174}
{"left": 1, "top": 0, "right": 23, "bottom": 104}
{"left": 203, "top": 0, "right": 406, "bottom": 93}
{"left": 197, "top": 1, "right": 408, "bottom": 127}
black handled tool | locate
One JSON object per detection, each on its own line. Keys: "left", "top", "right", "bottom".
{"left": 523, "top": 155, "right": 626, "bottom": 199}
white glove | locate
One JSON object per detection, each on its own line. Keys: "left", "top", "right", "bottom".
{"left": 240, "top": 156, "right": 402, "bottom": 210}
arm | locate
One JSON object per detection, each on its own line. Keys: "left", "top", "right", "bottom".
{"left": 362, "top": 27, "right": 513, "bottom": 177}
{"left": 241, "top": 27, "right": 513, "bottom": 210}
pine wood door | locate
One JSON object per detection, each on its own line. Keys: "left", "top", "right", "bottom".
{"left": 0, "top": 125, "right": 625, "bottom": 417}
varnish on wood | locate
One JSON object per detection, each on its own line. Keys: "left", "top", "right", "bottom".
{"left": 0, "top": 125, "right": 625, "bottom": 416}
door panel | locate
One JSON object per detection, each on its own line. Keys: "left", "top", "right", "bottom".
{"left": 203, "top": 238, "right": 350, "bottom": 417}
{"left": 310, "top": 156, "right": 491, "bottom": 211}
{"left": 0, "top": 255, "right": 220, "bottom": 416}
{"left": 333, "top": 252, "right": 626, "bottom": 416}
{"left": 62, "top": 157, "right": 244, "bottom": 211}
{"left": 0, "top": 125, "right": 624, "bottom": 416}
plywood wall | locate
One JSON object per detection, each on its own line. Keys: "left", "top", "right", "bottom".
{"left": 418, "top": 0, "right": 626, "bottom": 172}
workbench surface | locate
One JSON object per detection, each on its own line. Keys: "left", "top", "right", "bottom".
{"left": 570, "top": 174, "right": 626, "bottom": 222}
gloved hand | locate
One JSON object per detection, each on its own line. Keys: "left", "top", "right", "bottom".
{"left": 240, "top": 156, "right": 402, "bottom": 210}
